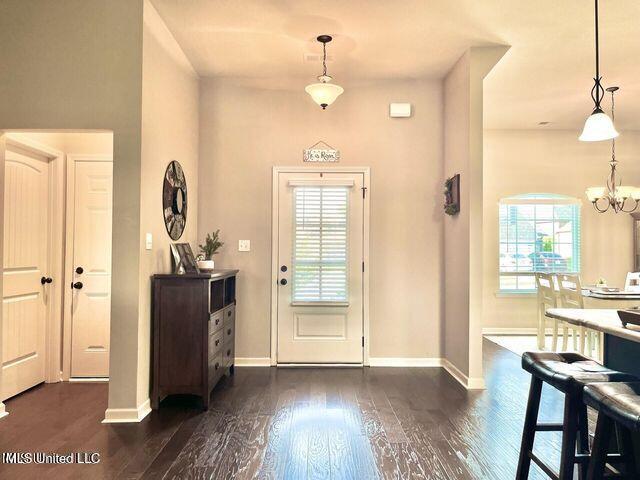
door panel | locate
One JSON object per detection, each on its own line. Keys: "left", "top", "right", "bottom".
{"left": 277, "top": 172, "right": 364, "bottom": 363}
{"left": 2, "top": 150, "right": 49, "bottom": 400}
{"left": 70, "top": 161, "right": 112, "bottom": 377}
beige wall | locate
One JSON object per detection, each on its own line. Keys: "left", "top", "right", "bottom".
{"left": 16, "top": 132, "right": 113, "bottom": 154}
{"left": 198, "top": 77, "right": 444, "bottom": 360}
{"left": 443, "top": 52, "right": 472, "bottom": 376}
{"left": 137, "top": 1, "right": 199, "bottom": 405}
{"left": 443, "top": 47, "right": 508, "bottom": 382}
{"left": 0, "top": 0, "right": 144, "bottom": 412}
{"left": 483, "top": 129, "right": 640, "bottom": 330}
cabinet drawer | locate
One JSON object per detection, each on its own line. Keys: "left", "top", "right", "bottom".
{"left": 223, "top": 304, "right": 235, "bottom": 327}
{"left": 209, "top": 329, "right": 224, "bottom": 358}
{"left": 209, "top": 353, "right": 223, "bottom": 385}
{"left": 209, "top": 310, "right": 223, "bottom": 334}
{"left": 223, "top": 344, "right": 234, "bottom": 368}
{"left": 223, "top": 320, "right": 234, "bottom": 345}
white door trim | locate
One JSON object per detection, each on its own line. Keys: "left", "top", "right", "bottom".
{"left": 270, "top": 166, "right": 371, "bottom": 366}
{"left": 3, "top": 133, "right": 65, "bottom": 385}
{"left": 62, "top": 154, "right": 113, "bottom": 381}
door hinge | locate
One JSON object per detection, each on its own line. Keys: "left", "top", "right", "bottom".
{"left": 362, "top": 336, "right": 365, "bottom": 347}
{"left": 361, "top": 186, "right": 367, "bottom": 198}
{"left": 362, "top": 261, "right": 365, "bottom": 272}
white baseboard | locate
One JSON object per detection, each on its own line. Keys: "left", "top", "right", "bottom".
{"left": 234, "top": 357, "right": 271, "bottom": 367}
{"left": 69, "top": 377, "right": 109, "bottom": 382}
{"left": 441, "top": 358, "right": 486, "bottom": 390}
{"left": 368, "top": 357, "right": 443, "bottom": 367}
{"left": 102, "top": 398, "right": 151, "bottom": 424}
{"left": 0, "top": 402, "right": 8, "bottom": 420}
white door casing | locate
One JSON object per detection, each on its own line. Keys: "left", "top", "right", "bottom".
{"left": 2, "top": 149, "right": 50, "bottom": 400}
{"left": 275, "top": 170, "right": 367, "bottom": 364}
{"left": 66, "top": 157, "right": 113, "bottom": 378}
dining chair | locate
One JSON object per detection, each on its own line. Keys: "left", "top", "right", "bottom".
{"left": 557, "top": 273, "right": 601, "bottom": 359}
{"left": 535, "top": 272, "right": 560, "bottom": 350}
{"left": 625, "top": 271, "right": 640, "bottom": 293}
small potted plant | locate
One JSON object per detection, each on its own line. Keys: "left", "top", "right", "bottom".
{"left": 197, "top": 230, "right": 224, "bottom": 271}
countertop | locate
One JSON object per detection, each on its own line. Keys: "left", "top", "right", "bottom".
{"left": 546, "top": 308, "right": 640, "bottom": 344}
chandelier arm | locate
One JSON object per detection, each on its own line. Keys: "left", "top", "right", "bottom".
{"left": 621, "top": 198, "right": 640, "bottom": 214}
{"left": 592, "top": 196, "right": 611, "bottom": 213}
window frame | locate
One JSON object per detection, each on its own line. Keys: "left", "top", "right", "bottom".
{"left": 498, "top": 194, "right": 581, "bottom": 294}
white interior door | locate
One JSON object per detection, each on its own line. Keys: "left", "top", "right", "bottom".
{"left": 2, "top": 149, "right": 50, "bottom": 400}
{"left": 276, "top": 171, "right": 364, "bottom": 363}
{"left": 69, "top": 159, "right": 112, "bottom": 377}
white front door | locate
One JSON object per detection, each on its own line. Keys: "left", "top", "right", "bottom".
{"left": 2, "top": 148, "right": 50, "bottom": 400}
{"left": 69, "top": 159, "right": 112, "bottom": 377}
{"left": 276, "top": 171, "right": 364, "bottom": 363}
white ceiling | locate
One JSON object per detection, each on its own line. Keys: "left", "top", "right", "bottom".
{"left": 151, "top": 0, "right": 640, "bottom": 130}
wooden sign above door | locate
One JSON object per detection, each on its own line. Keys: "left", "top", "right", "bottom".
{"left": 303, "top": 140, "right": 340, "bottom": 163}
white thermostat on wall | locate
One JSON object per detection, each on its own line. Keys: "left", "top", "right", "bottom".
{"left": 389, "top": 103, "right": 412, "bottom": 118}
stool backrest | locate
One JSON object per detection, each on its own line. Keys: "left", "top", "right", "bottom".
{"left": 557, "top": 273, "right": 584, "bottom": 309}
{"left": 535, "top": 272, "right": 558, "bottom": 314}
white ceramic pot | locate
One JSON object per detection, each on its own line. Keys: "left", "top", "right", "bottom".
{"left": 197, "top": 259, "right": 215, "bottom": 270}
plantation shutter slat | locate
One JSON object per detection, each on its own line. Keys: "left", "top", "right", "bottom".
{"left": 292, "top": 186, "right": 349, "bottom": 303}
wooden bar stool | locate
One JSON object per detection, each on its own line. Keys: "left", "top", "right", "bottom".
{"left": 516, "top": 352, "right": 636, "bottom": 480}
{"left": 584, "top": 382, "right": 640, "bottom": 479}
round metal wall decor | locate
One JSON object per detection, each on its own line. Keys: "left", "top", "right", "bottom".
{"left": 163, "top": 160, "right": 188, "bottom": 240}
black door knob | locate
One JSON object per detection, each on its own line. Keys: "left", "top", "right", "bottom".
{"left": 75, "top": 266, "right": 84, "bottom": 274}
{"left": 40, "top": 277, "right": 53, "bottom": 285}
{"left": 72, "top": 282, "right": 83, "bottom": 290}
{"left": 280, "top": 278, "right": 287, "bottom": 285}
{"left": 280, "top": 265, "right": 288, "bottom": 272}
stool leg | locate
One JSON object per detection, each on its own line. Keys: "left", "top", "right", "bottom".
{"left": 616, "top": 425, "right": 637, "bottom": 475}
{"left": 587, "top": 413, "right": 613, "bottom": 480}
{"left": 559, "top": 394, "right": 580, "bottom": 480}
{"left": 577, "top": 403, "right": 590, "bottom": 480}
{"left": 552, "top": 319, "right": 559, "bottom": 351}
{"left": 516, "top": 376, "right": 543, "bottom": 480}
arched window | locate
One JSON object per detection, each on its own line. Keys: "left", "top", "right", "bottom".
{"left": 499, "top": 194, "right": 581, "bottom": 292}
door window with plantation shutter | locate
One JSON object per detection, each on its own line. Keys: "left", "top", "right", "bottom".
{"left": 292, "top": 186, "right": 349, "bottom": 304}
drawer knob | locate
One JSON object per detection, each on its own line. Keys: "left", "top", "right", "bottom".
{"left": 215, "top": 362, "right": 219, "bottom": 369}
{"left": 215, "top": 339, "right": 220, "bottom": 346}
{"left": 215, "top": 318, "right": 220, "bottom": 325}
{"left": 227, "top": 328, "right": 232, "bottom": 335}
{"left": 227, "top": 310, "right": 232, "bottom": 317}
{"left": 227, "top": 349, "right": 231, "bottom": 356}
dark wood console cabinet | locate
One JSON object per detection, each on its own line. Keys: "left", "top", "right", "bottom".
{"left": 151, "top": 269, "right": 238, "bottom": 410}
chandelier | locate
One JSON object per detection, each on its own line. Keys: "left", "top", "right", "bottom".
{"left": 585, "top": 87, "right": 640, "bottom": 213}
{"left": 579, "top": 0, "right": 619, "bottom": 142}
{"left": 305, "top": 35, "right": 344, "bottom": 109}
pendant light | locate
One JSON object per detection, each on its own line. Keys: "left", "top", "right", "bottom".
{"left": 585, "top": 87, "right": 640, "bottom": 213}
{"left": 579, "top": 0, "right": 619, "bottom": 141}
{"left": 305, "top": 35, "right": 344, "bottom": 109}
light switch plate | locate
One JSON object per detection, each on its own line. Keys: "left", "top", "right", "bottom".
{"left": 145, "top": 233, "right": 153, "bottom": 250}
{"left": 238, "top": 239, "right": 251, "bottom": 252}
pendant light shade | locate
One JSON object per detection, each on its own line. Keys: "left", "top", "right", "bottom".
{"left": 306, "top": 35, "right": 343, "bottom": 109}
{"left": 579, "top": 0, "right": 618, "bottom": 142}
{"left": 305, "top": 77, "right": 344, "bottom": 110}
{"left": 579, "top": 108, "right": 619, "bottom": 141}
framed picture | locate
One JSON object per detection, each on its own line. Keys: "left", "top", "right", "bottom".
{"left": 170, "top": 243, "right": 200, "bottom": 274}
{"left": 444, "top": 174, "right": 460, "bottom": 216}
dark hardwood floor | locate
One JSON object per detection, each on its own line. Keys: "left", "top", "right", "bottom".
{"left": 0, "top": 339, "right": 570, "bottom": 479}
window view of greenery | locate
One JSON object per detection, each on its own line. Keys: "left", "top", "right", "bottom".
{"left": 499, "top": 196, "right": 581, "bottom": 292}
